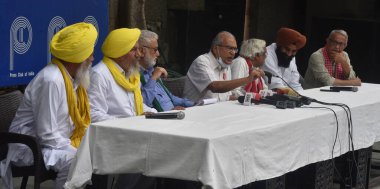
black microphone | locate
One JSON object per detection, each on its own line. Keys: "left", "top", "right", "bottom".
{"left": 264, "top": 71, "right": 272, "bottom": 84}
{"left": 330, "top": 86, "right": 358, "bottom": 92}
{"left": 145, "top": 111, "right": 185, "bottom": 120}
{"left": 237, "top": 96, "right": 275, "bottom": 105}
{"left": 237, "top": 96, "right": 294, "bottom": 109}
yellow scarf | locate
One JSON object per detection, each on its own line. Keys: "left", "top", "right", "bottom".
{"left": 102, "top": 56, "right": 143, "bottom": 115}
{"left": 52, "top": 58, "right": 91, "bottom": 148}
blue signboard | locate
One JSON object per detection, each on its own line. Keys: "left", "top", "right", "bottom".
{"left": 0, "top": 0, "right": 108, "bottom": 87}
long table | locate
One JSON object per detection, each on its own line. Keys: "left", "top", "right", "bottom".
{"left": 65, "top": 83, "right": 380, "bottom": 189}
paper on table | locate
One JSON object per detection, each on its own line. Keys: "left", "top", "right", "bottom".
{"left": 195, "top": 98, "right": 218, "bottom": 106}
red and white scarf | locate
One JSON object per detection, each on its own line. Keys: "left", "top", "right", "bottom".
{"left": 243, "top": 58, "right": 263, "bottom": 93}
{"left": 322, "top": 47, "right": 344, "bottom": 79}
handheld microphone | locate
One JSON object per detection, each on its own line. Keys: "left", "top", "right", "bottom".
{"left": 238, "top": 96, "right": 275, "bottom": 105}
{"left": 145, "top": 111, "right": 185, "bottom": 120}
{"left": 330, "top": 86, "right": 358, "bottom": 92}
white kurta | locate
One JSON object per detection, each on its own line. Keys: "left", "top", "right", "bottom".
{"left": 0, "top": 64, "right": 77, "bottom": 189}
{"left": 88, "top": 60, "right": 157, "bottom": 123}
{"left": 263, "top": 43, "right": 303, "bottom": 91}
{"left": 230, "top": 56, "right": 268, "bottom": 97}
{"left": 183, "top": 52, "right": 232, "bottom": 102}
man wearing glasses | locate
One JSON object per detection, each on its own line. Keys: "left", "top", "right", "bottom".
{"left": 183, "top": 31, "right": 264, "bottom": 102}
{"left": 303, "top": 29, "right": 361, "bottom": 89}
{"left": 138, "top": 30, "right": 194, "bottom": 111}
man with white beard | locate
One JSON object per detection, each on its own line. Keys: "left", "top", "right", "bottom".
{"left": 88, "top": 28, "right": 157, "bottom": 123}
{"left": 87, "top": 28, "right": 158, "bottom": 189}
{"left": 0, "top": 22, "right": 97, "bottom": 189}
{"left": 139, "top": 30, "right": 194, "bottom": 112}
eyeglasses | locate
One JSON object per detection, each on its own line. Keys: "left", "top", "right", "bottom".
{"left": 143, "top": 46, "right": 159, "bottom": 53}
{"left": 328, "top": 39, "right": 346, "bottom": 48}
{"left": 218, "top": 45, "right": 238, "bottom": 53}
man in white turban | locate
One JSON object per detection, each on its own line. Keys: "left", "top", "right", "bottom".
{"left": 0, "top": 22, "right": 98, "bottom": 189}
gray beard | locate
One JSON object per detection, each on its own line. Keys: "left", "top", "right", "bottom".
{"left": 144, "top": 54, "right": 156, "bottom": 68}
{"left": 125, "top": 61, "right": 140, "bottom": 78}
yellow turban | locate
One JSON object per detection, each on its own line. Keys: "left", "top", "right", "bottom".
{"left": 50, "top": 22, "right": 98, "bottom": 63}
{"left": 102, "top": 28, "right": 141, "bottom": 58}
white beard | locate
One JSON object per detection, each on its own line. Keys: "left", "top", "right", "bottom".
{"left": 144, "top": 53, "right": 156, "bottom": 68}
{"left": 125, "top": 61, "right": 140, "bottom": 79}
{"left": 75, "top": 63, "right": 91, "bottom": 89}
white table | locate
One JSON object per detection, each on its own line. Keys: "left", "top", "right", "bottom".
{"left": 65, "top": 83, "right": 380, "bottom": 189}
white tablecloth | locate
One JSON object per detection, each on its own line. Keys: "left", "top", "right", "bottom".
{"left": 65, "top": 83, "right": 380, "bottom": 189}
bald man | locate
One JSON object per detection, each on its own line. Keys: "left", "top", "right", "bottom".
{"left": 263, "top": 27, "right": 306, "bottom": 94}
{"left": 0, "top": 22, "right": 97, "bottom": 189}
{"left": 183, "top": 31, "right": 264, "bottom": 102}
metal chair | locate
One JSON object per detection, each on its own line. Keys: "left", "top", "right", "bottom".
{"left": 0, "top": 90, "right": 57, "bottom": 189}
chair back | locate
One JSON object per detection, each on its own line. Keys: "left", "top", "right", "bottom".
{"left": 0, "top": 90, "right": 23, "bottom": 160}
{"left": 0, "top": 90, "right": 23, "bottom": 132}
{"left": 162, "top": 76, "right": 186, "bottom": 98}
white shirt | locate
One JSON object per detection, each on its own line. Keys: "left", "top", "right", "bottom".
{"left": 88, "top": 60, "right": 156, "bottom": 123}
{"left": 183, "top": 52, "right": 232, "bottom": 102}
{"left": 263, "top": 43, "right": 303, "bottom": 91}
{"left": 231, "top": 56, "right": 268, "bottom": 97}
{"left": 1, "top": 64, "right": 77, "bottom": 187}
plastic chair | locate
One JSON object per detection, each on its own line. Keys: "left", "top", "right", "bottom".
{"left": 0, "top": 90, "right": 57, "bottom": 189}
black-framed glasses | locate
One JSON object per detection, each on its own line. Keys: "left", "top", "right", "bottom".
{"left": 217, "top": 45, "right": 238, "bottom": 53}
{"left": 328, "top": 38, "right": 347, "bottom": 48}
{"left": 143, "top": 46, "right": 159, "bottom": 53}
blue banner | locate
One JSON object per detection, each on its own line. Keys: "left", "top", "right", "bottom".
{"left": 0, "top": 0, "right": 108, "bottom": 87}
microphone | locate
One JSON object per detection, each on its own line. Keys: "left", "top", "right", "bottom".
{"left": 237, "top": 96, "right": 295, "bottom": 109}
{"left": 145, "top": 111, "right": 185, "bottom": 120}
{"left": 330, "top": 86, "right": 358, "bottom": 92}
{"left": 264, "top": 71, "right": 272, "bottom": 84}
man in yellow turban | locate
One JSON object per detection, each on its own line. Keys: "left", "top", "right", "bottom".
{"left": 88, "top": 28, "right": 157, "bottom": 122}
{"left": 262, "top": 27, "right": 307, "bottom": 96}
{"left": 87, "top": 28, "right": 157, "bottom": 189}
{"left": 1, "top": 22, "right": 97, "bottom": 189}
